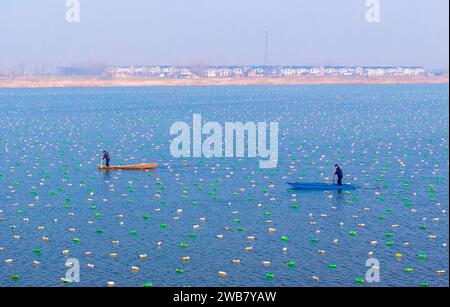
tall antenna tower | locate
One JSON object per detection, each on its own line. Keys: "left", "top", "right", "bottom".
{"left": 264, "top": 30, "right": 269, "bottom": 67}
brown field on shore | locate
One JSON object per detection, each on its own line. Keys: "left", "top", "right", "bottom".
{"left": 0, "top": 75, "right": 448, "bottom": 89}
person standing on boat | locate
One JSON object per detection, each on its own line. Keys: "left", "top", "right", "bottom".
{"left": 102, "top": 150, "right": 111, "bottom": 167}
{"left": 334, "top": 164, "right": 343, "bottom": 186}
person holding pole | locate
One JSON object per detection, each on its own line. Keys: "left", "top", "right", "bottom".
{"left": 102, "top": 150, "right": 111, "bottom": 167}
{"left": 334, "top": 164, "right": 343, "bottom": 186}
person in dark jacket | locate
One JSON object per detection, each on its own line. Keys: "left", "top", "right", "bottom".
{"left": 334, "top": 164, "right": 343, "bottom": 186}
{"left": 102, "top": 150, "right": 111, "bottom": 167}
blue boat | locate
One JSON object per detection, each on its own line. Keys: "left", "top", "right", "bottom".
{"left": 287, "top": 182, "right": 359, "bottom": 190}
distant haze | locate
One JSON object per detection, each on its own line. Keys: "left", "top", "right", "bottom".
{"left": 0, "top": 0, "right": 448, "bottom": 70}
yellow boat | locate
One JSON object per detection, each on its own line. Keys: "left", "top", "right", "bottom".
{"left": 98, "top": 163, "right": 158, "bottom": 170}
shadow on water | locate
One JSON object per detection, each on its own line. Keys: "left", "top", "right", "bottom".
{"left": 333, "top": 189, "right": 345, "bottom": 207}
{"left": 100, "top": 169, "right": 112, "bottom": 180}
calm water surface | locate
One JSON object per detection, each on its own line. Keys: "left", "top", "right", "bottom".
{"left": 0, "top": 84, "right": 448, "bottom": 287}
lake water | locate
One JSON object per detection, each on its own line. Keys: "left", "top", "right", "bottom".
{"left": 0, "top": 84, "right": 448, "bottom": 287}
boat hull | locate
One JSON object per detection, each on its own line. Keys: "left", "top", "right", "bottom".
{"left": 98, "top": 163, "right": 158, "bottom": 170}
{"left": 287, "top": 182, "right": 358, "bottom": 190}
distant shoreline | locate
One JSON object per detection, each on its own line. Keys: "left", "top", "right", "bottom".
{"left": 0, "top": 76, "right": 448, "bottom": 89}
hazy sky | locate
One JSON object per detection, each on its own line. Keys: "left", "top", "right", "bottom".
{"left": 0, "top": 0, "right": 448, "bottom": 68}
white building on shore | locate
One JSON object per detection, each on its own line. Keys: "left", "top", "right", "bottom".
{"left": 104, "top": 65, "right": 428, "bottom": 79}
